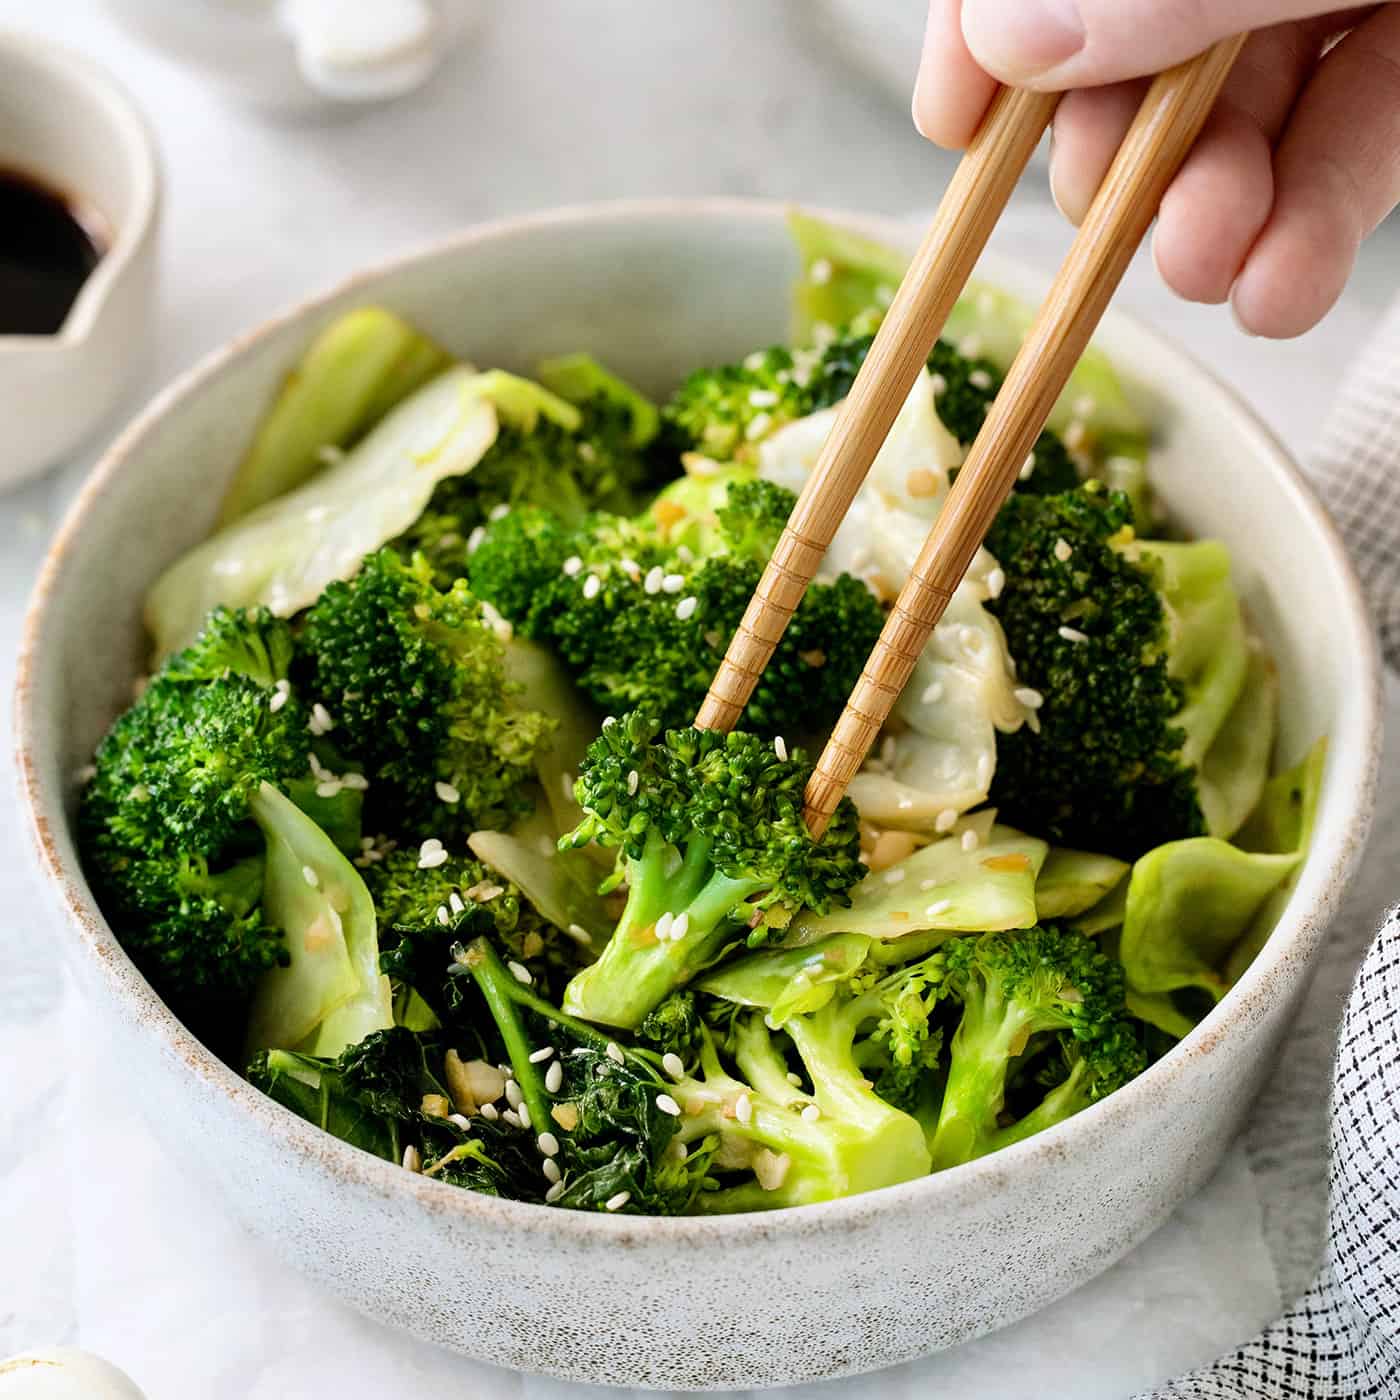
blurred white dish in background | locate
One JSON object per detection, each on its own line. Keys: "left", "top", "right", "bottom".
{"left": 0, "top": 33, "right": 160, "bottom": 489}
{"left": 0, "top": 1348, "right": 146, "bottom": 1399}
{"left": 103, "top": 0, "right": 478, "bottom": 113}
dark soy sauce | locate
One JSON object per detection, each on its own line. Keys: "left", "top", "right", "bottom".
{"left": 0, "top": 167, "right": 107, "bottom": 336}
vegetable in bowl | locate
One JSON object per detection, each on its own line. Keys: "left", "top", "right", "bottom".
{"left": 77, "top": 212, "right": 1323, "bottom": 1215}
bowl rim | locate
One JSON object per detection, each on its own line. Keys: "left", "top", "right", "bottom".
{"left": 15, "top": 196, "right": 1383, "bottom": 1243}
{"left": 0, "top": 28, "right": 162, "bottom": 354}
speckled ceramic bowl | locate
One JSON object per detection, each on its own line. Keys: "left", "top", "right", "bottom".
{"left": 15, "top": 201, "right": 1381, "bottom": 1390}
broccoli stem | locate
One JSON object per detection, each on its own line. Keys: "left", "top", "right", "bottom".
{"left": 988, "top": 1062, "right": 1091, "bottom": 1154}
{"left": 929, "top": 993, "right": 1035, "bottom": 1170}
{"left": 456, "top": 938, "right": 552, "bottom": 1143}
{"left": 562, "top": 832, "right": 760, "bottom": 1029}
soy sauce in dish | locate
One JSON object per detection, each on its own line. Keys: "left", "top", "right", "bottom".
{"left": 0, "top": 167, "right": 107, "bottom": 336}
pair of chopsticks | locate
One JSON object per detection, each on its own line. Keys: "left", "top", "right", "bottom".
{"left": 695, "top": 35, "right": 1249, "bottom": 838}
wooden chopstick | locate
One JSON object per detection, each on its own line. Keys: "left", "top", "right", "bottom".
{"left": 801, "top": 35, "right": 1248, "bottom": 837}
{"left": 693, "top": 85, "right": 1059, "bottom": 734}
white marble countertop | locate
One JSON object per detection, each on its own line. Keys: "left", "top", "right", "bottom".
{"left": 1, "top": 4, "right": 1397, "bottom": 1395}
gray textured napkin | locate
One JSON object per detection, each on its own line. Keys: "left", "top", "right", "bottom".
{"left": 1138, "top": 298, "right": 1400, "bottom": 1398}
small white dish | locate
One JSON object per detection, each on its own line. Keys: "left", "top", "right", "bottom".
{"left": 103, "top": 0, "right": 478, "bottom": 114}
{"left": 0, "top": 32, "right": 161, "bottom": 489}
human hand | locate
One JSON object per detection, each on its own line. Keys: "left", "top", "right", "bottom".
{"left": 913, "top": 1, "right": 1400, "bottom": 337}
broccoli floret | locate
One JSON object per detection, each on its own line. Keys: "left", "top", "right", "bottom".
{"left": 396, "top": 392, "right": 661, "bottom": 589}
{"left": 364, "top": 846, "right": 584, "bottom": 1010}
{"left": 662, "top": 329, "right": 1079, "bottom": 495}
{"left": 79, "top": 608, "right": 311, "bottom": 1019}
{"left": 452, "top": 936, "right": 714, "bottom": 1213}
{"left": 712, "top": 477, "right": 793, "bottom": 563}
{"left": 636, "top": 992, "right": 706, "bottom": 1063}
{"left": 930, "top": 926, "right": 1144, "bottom": 1169}
{"left": 985, "top": 483, "right": 1246, "bottom": 858}
{"left": 470, "top": 490, "right": 884, "bottom": 735}
{"left": 299, "top": 549, "right": 554, "bottom": 838}
{"left": 558, "top": 714, "right": 865, "bottom": 1029}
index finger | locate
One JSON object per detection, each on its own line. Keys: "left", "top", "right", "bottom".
{"left": 913, "top": 0, "right": 1001, "bottom": 149}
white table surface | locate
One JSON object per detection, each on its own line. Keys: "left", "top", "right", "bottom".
{"left": 1, "top": 4, "right": 1397, "bottom": 1396}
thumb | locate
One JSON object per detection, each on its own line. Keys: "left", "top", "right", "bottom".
{"left": 961, "top": 0, "right": 1351, "bottom": 87}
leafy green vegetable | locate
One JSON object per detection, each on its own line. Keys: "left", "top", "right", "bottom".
{"left": 1035, "top": 848, "right": 1130, "bottom": 921}
{"left": 218, "top": 307, "right": 454, "bottom": 526}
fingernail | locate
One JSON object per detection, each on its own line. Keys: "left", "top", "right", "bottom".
{"left": 964, "top": 0, "right": 1085, "bottom": 80}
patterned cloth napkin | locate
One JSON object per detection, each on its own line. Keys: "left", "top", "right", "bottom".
{"left": 1138, "top": 298, "right": 1400, "bottom": 1397}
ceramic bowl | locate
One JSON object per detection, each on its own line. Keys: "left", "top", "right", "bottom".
{"left": 0, "top": 32, "right": 161, "bottom": 488}
{"left": 15, "top": 200, "right": 1381, "bottom": 1390}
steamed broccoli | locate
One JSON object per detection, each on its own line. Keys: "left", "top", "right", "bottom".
{"left": 661, "top": 329, "right": 1079, "bottom": 495}
{"left": 930, "top": 926, "right": 1144, "bottom": 1169}
{"left": 667, "top": 1006, "right": 931, "bottom": 1211}
{"left": 468, "top": 482, "right": 884, "bottom": 735}
{"left": 395, "top": 374, "right": 662, "bottom": 588}
{"left": 558, "top": 713, "right": 865, "bottom": 1029}
{"left": 986, "top": 482, "right": 1249, "bottom": 859}
{"left": 299, "top": 549, "right": 554, "bottom": 839}
{"left": 79, "top": 608, "right": 313, "bottom": 1019}
{"left": 364, "top": 846, "right": 584, "bottom": 1011}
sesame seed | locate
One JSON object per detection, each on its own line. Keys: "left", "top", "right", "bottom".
{"left": 402, "top": 1145, "right": 421, "bottom": 1172}
{"left": 662, "top": 573, "right": 686, "bottom": 594}
{"left": 919, "top": 878, "right": 940, "bottom": 891}
{"left": 786, "top": 1071, "right": 803, "bottom": 1087}
{"left": 418, "top": 847, "right": 448, "bottom": 870}
{"left": 969, "top": 369, "right": 993, "bottom": 390}
{"left": 773, "top": 735, "right": 788, "bottom": 761}
{"left": 672, "top": 1141, "right": 689, "bottom": 1162}
{"left": 961, "top": 829, "right": 980, "bottom": 852}
{"left": 484, "top": 502, "right": 511, "bottom": 522}
{"left": 809, "top": 257, "right": 833, "bottom": 285}
{"left": 582, "top": 574, "right": 601, "bottom": 600}
{"left": 545, "top": 1061, "right": 563, "bottom": 1094}
{"left": 436, "top": 905, "right": 450, "bottom": 927}
{"left": 449, "top": 1113, "right": 471, "bottom": 1129}
{"left": 566, "top": 923, "right": 592, "bottom": 946}
{"left": 675, "top": 596, "right": 698, "bottom": 621}
{"left": 502, "top": 1109, "right": 522, "bottom": 1129}
{"left": 920, "top": 681, "right": 944, "bottom": 705}
{"left": 605, "top": 1191, "right": 631, "bottom": 1212}
{"left": 538, "top": 1131, "right": 561, "bottom": 1156}
{"left": 269, "top": 689, "right": 288, "bottom": 713}
{"left": 340, "top": 771, "right": 369, "bottom": 791}
{"left": 745, "top": 412, "right": 772, "bottom": 442}
{"left": 801, "top": 1103, "right": 821, "bottom": 1123}
{"left": 1073, "top": 395, "right": 1098, "bottom": 419}
{"left": 935, "top": 808, "right": 958, "bottom": 833}
{"left": 619, "top": 557, "right": 640, "bottom": 579}
{"left": 448, "top": 892, "right": 465, "bottom": 915}
{"left": 930, "top": 373, "right": 948, "bottom": 395}
{"left": 505, "top": 1079, "right": 523, "bottom": 1109}
{"left": 1014, "top": 687, "right": 1044, "bottom": 710}
{"left": 736, "top": 1093, "right": 753, "bottom": 1125}
{"left": 926, "top": 899, "right": 953, "bottom": 918}
{"left": 987, "top": 567, "right": 1006, "bottom": 599}
{"left": 1019, "top": 454, "right": 1037, "bottom": 481}
{"left": 518, "top": 1102, "right": 533, "bottom": 1130}
{"left": 748, "top": 388, "right": 779, "bottom": 407}
{"left": 479, "top": 1102, "right": 499, "bottom": 1121}
{"left": 528, "top": 1046, "right": 555, "bottom": 1064}
{"left": 644, "top": 565, "right": 664, "bottom": 594}
{"left": 662, "top": 1052, "right": 685, "bottom": 1079}
{"left": 656, "top": 1093, "right": 683, "bottom": 1117}
{"left": 310, "top": 702, "right": 335, "bottom": 734}
{"left": 1053, "top": 538, "right": 1073, "bottom": 563}
{"left": 435, "top": 780, "right": 461, "bottom": 804}
{"left": 1058, "top": 625, "right": 1089, "bottom": 644}
{"left": 315, "top": 779, "right": 341, "bottom": 798}
{"left": 545, "top": 1180, "right": 566, "bottom": 1203}
{"left": 543, "top": 1157, "right": 562, "bottom": 1184}
{"left": 883, "top": 867, "right": 906, "bottom": 885}
{"left": 606, "top": 1041, "right": 625, "bottom": 1066}
{"left": 627, "top": 768, "right": 640, "bottom": 796}
{"left": 959, "top": 334, "right": 983, "bottom": 359}
{"left": 1065, "top": 420, "right": 1088, "bottom": 451}
{"left": 744, "top": 350, "right": 767, "bottom": 370}
{"left": 562, "top": 555, "right": 583, "bottom": 577}
{"left": 507, "top": 961, "right": 533, "bottom": 986}
{"left": 654, "top": 910, "right": 674, "bottom": 943}
{"left": 671, "top": 911, "right": 690, "bottom": 941}
{"left": 465, "top": 525, "right": 487, "bottom": 555}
